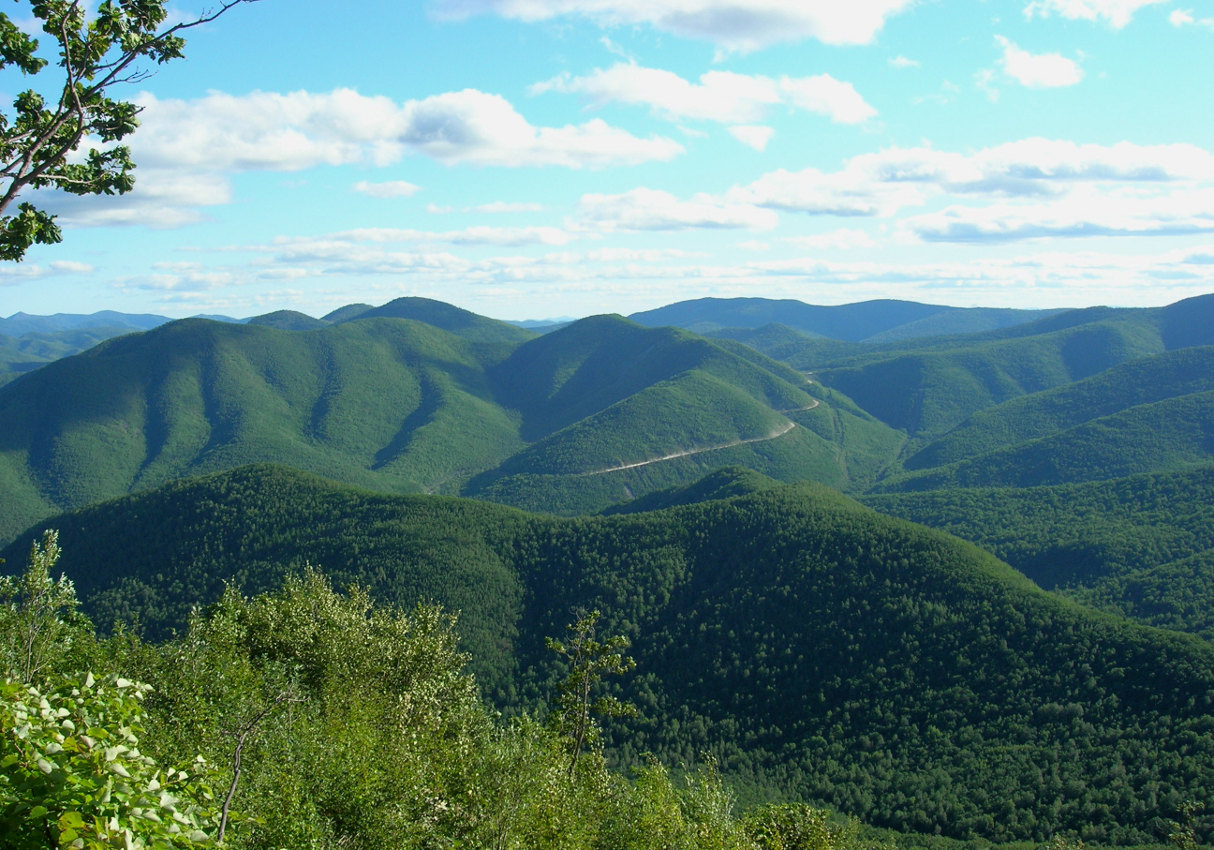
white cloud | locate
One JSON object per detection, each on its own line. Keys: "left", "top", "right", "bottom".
{"left": 779, "top": 75, "right": 878, "bottom": 124}
{"left": 785, "top": 229, "right": 878, "bottom": 250}
{"left": 398, "top": 88, "right": 683, "bottom": 167}
{"left": 731, "top": 140, "right": 1214, "bottom": 219}
{"left": 534, "top": 64, "right": 875, "bottom": 126}
{"left": 905, "top": 188, "right": 1214, "bottom": 243}
{"left": 968, "top": 139, "right": 1214, "bottom": 185}
{"left": 133, "top": 89, "right": 408, "bottom": 172}
{"left": 1170, "top": 8, "right": 1214, "bottom": 29}
{"left": 0, "top": 260, "right": 94, "bottom": 285}
{"left": 889, "top": 55, "right": 920, "bottom": 69}
{"left": 534, "top": 65, "right": 779, "bottom": 123}
{"left": 135, "top": 87, "right": 682, "bottom": 173}
{"left": 729, "top": 165, "right": 929, "bottom": 216}
{"left": 729, "top": 125, "right": 775, "bottom": 151}
{"left": 1023, "top": 0, "right": 1167, "bottom": 27}
{"left": 280, "top": 225, "right": 574, "bottom": 247}
{"left": 576, "top": 187, "right": 778, "bottom": 231}
{"left": 437, "top": 0, "right": 916, "bottom": 50}
{"left": 353, "top": 180, "right": 422, "bottom": 198}
{"left": 474, "top": 201, "right": 546, "bottom": 213}
{"left": 33, "top": 171, "right": 232, "bottom": 228}
{"left": 722, "top": 139, "right": 1214, "bottom": 248}
{"left": 995, "top": 36, "right": 1084, "bottom": 89}
{"left": 32, "top": 86, "right": 683, "bottom": 232}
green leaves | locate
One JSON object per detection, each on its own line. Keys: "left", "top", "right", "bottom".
{"left": 0, "top": 671, "right": 220, "bottom": 848}
{"left": 0, "top": 0, "right": 257, "bottom": 260}
{"left": 0, "top": 202, "right": 62, "bottom": 261}
{"left": 0, "top": 14, "right": 46, "bottom": 74}
{"left": 547, "top": 609, "right": 636, "bottom": 778}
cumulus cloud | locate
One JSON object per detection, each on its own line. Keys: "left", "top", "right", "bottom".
{"left": 995, "top": 36, "right": 1084, "bottom": 88}
{"left": 906, "top": 189, "right": 1214, "bottom": 243}
{"left": 732, "top": 140, "right": 1214, "bottom": 218}
{"left": 134, "top": 87, "right": 682, "bottom": 172}
{"left": 729, "top": 165, "right": 929, "bottom": 216}
{"left": 1170, "top": 8, "right": 1214, "bottom": 29}
{"left": 533, "top": 66, "right": 779, "bottom": 123}
{"left": 1023, "top": 0, "right": 1168, "bottom": 27}
{"left": 722, "top": 139, "right": 1214, "bottom": 247}
{"left": 436, "top": 0, "right": 916, "bottom": 51}
{"left": 576, "top": 187, "right": 778, "bottom": 231}
{"left": 32, "top": 171, "right": 233, "bottom": 228}
{"left": 36, "top": 86, "right": 683, "bottom": 232}
{"left": 398, "top": 88, "right": 683, "bottom": 167}
{"left": 729, "top": 125, "right": 775, "bottom": 151}
{"left": 784, "top": 229, "right": 878, "bottom": 250}
{"left": 0, "top": 260, "right": 94, "bottom": 285}
{"left": 533, "top": 64, "right": 876, "bottom": 125}
{"left": 353, "top": 180, "right": 422, "bottom": 198}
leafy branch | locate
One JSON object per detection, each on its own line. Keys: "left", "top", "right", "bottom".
{"left": 0, "top": 0, "right": 261, "bottom": 260}
{"left": 546, "top": 608, "right": 635, "bottom": 779}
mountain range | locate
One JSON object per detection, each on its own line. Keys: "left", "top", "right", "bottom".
{"left": 3, "top": 291, "right": 1214, "bottom": 845}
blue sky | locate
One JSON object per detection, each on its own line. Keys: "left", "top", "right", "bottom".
{"left": 3, "top": 0, "right": 1214, "bottom": 320}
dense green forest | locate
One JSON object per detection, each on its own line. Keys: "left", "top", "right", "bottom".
{"left": 865, "top": 467, "right": 1214, "bottom": 636}
{"left": 3, "top": 533, "right": 882, "bottom": 849}
{"left": 0, "top": 300, "right": 889, "bottom": 542}
{"left": 6, "top": 464, "right": 1214, "bottom": 845}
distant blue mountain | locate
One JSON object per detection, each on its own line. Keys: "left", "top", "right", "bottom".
{"left": 628, "top": 297, "right": 1062, "bottom": 342}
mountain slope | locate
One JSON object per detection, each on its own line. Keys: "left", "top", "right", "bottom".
{"left": 629, "top": 297, "right": 1058, "bottom": 342}
{"left": 817, "top": 317, "right": 1166, "bottom": 441}
{"left": 880, "top": 390, "right": 1214, "bottom": 491}
{"left": 0, "top": 305, "right": 901, "bottom": 541}
{"left": 0, "top": 316, "right": 525, "bottom": 541}
{"left": 865, "top": 466, "right": 1214, "bottom": 635}
{"left": 341, "top": 296, "right": 538, "bottom": 345}
{"left": 5, "top": 464, "right": 1214, "bottom": 844}
{"left": 905, "top": 346, "right": 1214, "bottom": 469}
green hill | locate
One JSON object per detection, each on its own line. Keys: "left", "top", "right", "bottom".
{"left": 5, "top": 463, "right": 1214, "bottom": 844}
{"left": 0, "top": 326, "right": 156, "bottom": 386}
{"left": 629, "top": 297, "right": 1057, "bottom": 342}
{"left": 601, "top": 465, "right": 783, "bottom": 514}
{"left": 905, "top": 347, "right": 1214, "bottom": 469}
{"left": 816, "top": 318, "right": 1166, "bottom": 441}
{"left": 881, "top": 390, "right": 1214, "bottom": 491}
{"left": 0, "top": 316, "right": 526, "bottom": 541}
{"left": 714, "top": 297, "right": 1214, "bottom": 453}
{"left": 865, "top": 466, "right": 1214, "bottom": 635}
{"left": 245, "top": 309, "right": 329, "bottom": 330}
{"left": 0, "top": 306, "right": 905, "bottom": 543}
{"left": 343, "top": 295, "right": 539, "bottom": 345}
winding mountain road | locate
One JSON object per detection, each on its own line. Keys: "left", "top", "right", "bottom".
{"left": 578, "top": 398, "right": 819, "bottom": 477}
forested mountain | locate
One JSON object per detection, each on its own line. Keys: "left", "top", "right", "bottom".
{"left": 721, "top": 296, "right": 1214, "bottom": 446}
{"left": 7, "top": 292, "right": 1214, "bottom": 846}
{"left": 901, "top": 347, "right": 1214, "bottom": 471}
{"left": 628, "top": 297, "right": 1060, "bottom": 342}
{"left": 0, "top": 310, "right": 170, "bottom": 337}
{"left": 0, "top": 300, "right": 904, "bottom": 543}
{"left": 0, "top": 319, "right": 173, "bottom": 387}
{"left": 865, "top": 466, "right": 1214, "bottom": 636}
{"left": 5, "top": 463, "right": 1214, "bottom": 845}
